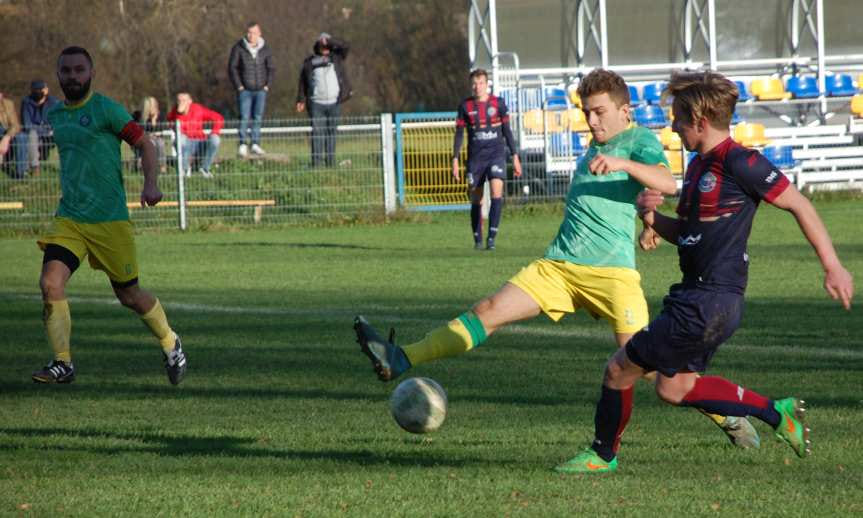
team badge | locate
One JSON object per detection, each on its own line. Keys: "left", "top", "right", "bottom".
{"left": 491, "top": 165, "right": 503, "bottom": 174}
{"left": 487, "top": 106, "right": 497, "bottom": 117}
{"left": 79, "top": 115, "right": 91, "bottom": 127}
{"left": 698, "top": 172, "right": 717, "bottom": 192}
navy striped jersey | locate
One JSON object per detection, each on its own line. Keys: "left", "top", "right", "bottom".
{"left": 675, "top": 137, "right": 789, "bottom": 293}
{"left": 453, "top": 95, "right": 517, "bottom": 161}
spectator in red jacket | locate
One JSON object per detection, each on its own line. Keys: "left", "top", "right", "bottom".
{"left": 167, "top": 92, "right": 223, "bottom": 178}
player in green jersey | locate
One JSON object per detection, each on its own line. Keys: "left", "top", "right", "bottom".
{"left": 355, "top": 68, "right": 760, "bottom": 453}
{"left": 31, "top": 46, "right": 186, "bottom": 386}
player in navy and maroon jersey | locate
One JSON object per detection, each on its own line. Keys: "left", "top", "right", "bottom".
{"left": 559, "top": 71, "right": 854, "bottom": 474}
{"left": 452, "top": 69, "right": 522, "bottom": 250}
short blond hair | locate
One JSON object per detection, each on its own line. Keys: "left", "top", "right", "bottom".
{"left": 665, "top": 71, "right": 738, "bottom": 129}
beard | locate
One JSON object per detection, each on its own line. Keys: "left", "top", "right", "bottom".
{"left": 60, "top": 78, "right": 91, "bottom": 102}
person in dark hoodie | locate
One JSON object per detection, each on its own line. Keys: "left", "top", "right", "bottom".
{"left": 228, "top": 22, "right": 275, "bottom": 158}
{"left": 296, "top": 32, "right": 352, "bottom": 167}
{"left": 18, "top": 80, "right": 61, "bottom": 177}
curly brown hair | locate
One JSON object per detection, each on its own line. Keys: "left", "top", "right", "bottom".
{"left": 665, "top": 71, "right": 739, "bottom": 129}
{"left": 576, "top": 68, "right": 630, "bottom": 107}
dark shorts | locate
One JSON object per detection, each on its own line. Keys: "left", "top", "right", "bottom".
{"left": 625, "top": 284, "right": 744, "bottom": 376}
{"left": 467, "top": 157, "right": 507, "bottom": 189}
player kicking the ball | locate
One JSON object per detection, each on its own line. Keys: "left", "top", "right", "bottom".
{"left": 31, "top": 46, "right": 186, "bottom": 385}
{"left": 556, "top": 70, "right": 853, "bottom": 474}
{"left": 355, "top": 68, "right": 760, "bottom": 450}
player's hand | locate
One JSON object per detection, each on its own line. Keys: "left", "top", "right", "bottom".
{"left": 639, "top": 226, "right": 662, "bottom": 251}
{"left": 588, "top": 153, "right": 627, "bottom": 175}
{"left": 140, "top": 183, "right": 163, "bottom": 207}
{"left": 0, "top": 138, "right": 9, "bottom": 155}
{"left": 824, "top": 264, "right": 854, "bottom": 310}
{"left": 512, "top": 154, "right": 522, "bottom": 178}
{"left": 296, "top": 101, "right": 305, "bottom": 113}
{"left": 452, "top": 158, "right": 460, "bottom": 181}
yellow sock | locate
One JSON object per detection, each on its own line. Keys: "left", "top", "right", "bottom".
{"left": 402, "top": 311, "right": 488, "bottom": 366}
{"left": 140, "top": 299, "right": 177, "bottom": 352}
{"left": 700, "top": 409, "right": 727, "bottom": 426}
{"left": 43, "top": 299, "right": 72, "bottom": 363}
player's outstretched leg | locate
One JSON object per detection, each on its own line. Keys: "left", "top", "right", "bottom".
{"left": 772, "top": 397, "right": 810, "bottom": 457}
{"left": 163, "top": 335, "right": 187, "bottom": 385}
{"left": 554, "top": 448, "right": 618, "bottom": 474}
{"left": 354, "top": 316, "right": 411, "bottom": 381}
{"left": 32, "top": 360, "right": 76, "bottom": 384}
{"left": 701, "top": 411, "right": 761, "bottom": 449}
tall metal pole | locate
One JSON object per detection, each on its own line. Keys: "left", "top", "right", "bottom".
{"left": 816, "top": 0, "right": 826, "bottom": 115}
{"left": 707, "top": 0, "right": 717, "bottom": 69}
{"left": 599, "top": 0, "right": 608, "bottom": 68}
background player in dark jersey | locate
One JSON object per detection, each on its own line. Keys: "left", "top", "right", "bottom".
{"left": 452, "top": 69, "right": 522, "bottom": 250}
{"left": 559, "top": 71, "right": 854, "bottom": 474}
{"left": 31, "top": 47, "right": 186, "bottom": 385}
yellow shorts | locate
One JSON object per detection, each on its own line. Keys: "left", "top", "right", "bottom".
{"left": 38, "top": 217, "right": 139, "bottom": 284}
{"left": 508, "top": 259, "right": 648, "bottom": 334}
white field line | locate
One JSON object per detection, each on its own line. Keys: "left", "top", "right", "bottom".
{"left": 4, "top": 293, "right": 861, "bottom": 359}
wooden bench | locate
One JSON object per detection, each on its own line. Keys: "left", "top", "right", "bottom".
{"left": 0, "top": 201, "right": 24, "bottom": 210}
{"left": 126, "top": 199, "right": 276, "bottom": 223}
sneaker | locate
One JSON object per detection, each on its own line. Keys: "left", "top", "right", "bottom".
{"left": 554, "top": 448, "right": 618, "bottom": 474}
{"left": 163, "top": 335, "right": 187, "bottom": 385}
{"left": 184, "top": 169, "right": 192, "bottom": 178}
{"left": 717, "top": 415, "right": 761, "bottom": 449}
{"left": 353, "top": 316, "right": 411, "bottom": 381}
{"left": 773, "top": 397, "right": 810, "bottom": 457}
{"left": 32, "top": 360, "right": 75, "bottom": 384}
{"left": 250, "top": 144, "right": 265, "bottom": 156}
{"left": 199, "top": 168, "right": 213, "bottom": 179}
{"left": 238, "top": 143, "right": 249, "bottom": 158}
{"left": 474, "top": 241, "right": 483, "bottom": 250}
{"left": 486, "top": 238, "right": 496, "bottom": 250}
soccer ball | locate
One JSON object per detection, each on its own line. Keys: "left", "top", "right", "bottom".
{"left": 389, "top": 377, "right": 448, "bottom": 434}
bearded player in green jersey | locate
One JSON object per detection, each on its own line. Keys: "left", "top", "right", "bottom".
{"left": 31, "top": 47, "right": 186, "bottom": 385}
{"left": 355, "top": 68, "right": 760, "bottom": 455}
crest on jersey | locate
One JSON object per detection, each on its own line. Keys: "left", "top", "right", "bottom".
{"left": 487, "top": 106, "right": 497, "bottom": 117}
{"left": 79, "top": 115, "right": 91, "bottom": 127}
{"left": 698, "top": 172, "right": 717, "bottom": 192}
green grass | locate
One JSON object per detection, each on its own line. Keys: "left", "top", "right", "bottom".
{"left": 1, "top": 200, "right": 862, "bottom": 516}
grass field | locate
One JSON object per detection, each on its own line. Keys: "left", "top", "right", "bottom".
{"left": 1, "top": 200, "right": 862, "bottom": 516}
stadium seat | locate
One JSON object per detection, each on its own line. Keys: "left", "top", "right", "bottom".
{"left": 545, "top": 87, "right": 568, "bottom": 108}
{"left": 750, "top": 77, "right": 791, "bottom": 101}
{"left": 825, "top": 74, "right": 856, "bottom": 97}
{"left": 659, "top": 126, "right": 681, "bottom": 150}
{"left": 567, "top": 108, "right": 590, "bottom": 132}
{"left": 851, "top": 95, "right": 863, "bottom": 117}
{"left": 498, "top": 88, "right": 517, "bottom": 111}
{"left": 550, "top": 131, "right": 585, "bottom": 156}
{"left": 665, "top": 150, "right": 683, "bottom": 174}
{"left": 633, "top": 105, "right": 667, "bottom": 128}
{"left": 762, "top": 145, "right": 796, "bottom": 169}
{"left": 522, "top": 109, "right": 545, "bottom": 133}
{"left": 642, "top": 82, "right": 667, "bottom": 104}
{"left": 731, "top": 111, "right": 742, "bottom": 125}
{"left": 733, "top": 122, "right": 770, "bottom": 147}
{"left": 567, "top": 88, "right": 583, "bottom": 108}
{"left": 786, "top": 76, "right": 819, "bottom": 99}
{"left": 734, "top": 80, "right": 752, "bottom": 102}
{"left": 859, "top": 74, "right": 863, "bottom": 92}
{"left": 628, "top": 85, "right": 641, "bottom": 105}
{"left": 520, "top": 88, "right": 543, "bottom": 111}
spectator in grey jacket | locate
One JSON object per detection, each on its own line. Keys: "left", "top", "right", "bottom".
{"left": 296, "top": 33, "right": 352, "bottom": 167}
{"left": 228, "top": 22, "right": 274, "bottom": 158}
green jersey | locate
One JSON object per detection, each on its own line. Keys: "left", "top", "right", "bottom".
{"left": 47, "top": 92, "right": 138, "bottom": 223}
{"left": 544, "top": 125, "right": 669, "bottom": 269}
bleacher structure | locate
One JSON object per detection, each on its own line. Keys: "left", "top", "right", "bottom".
{"left": 463, "top": 0, "right": 863, "bottom": 197}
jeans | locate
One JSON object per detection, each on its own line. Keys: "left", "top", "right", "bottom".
{"left": 238, "top": 89, "right": 267, "bottom": 146}
{"left": 308, "top": 101, "right": 340, "bottom": 167}
{"left": 179, "top": 134, "right": 221, "bottom": 173}
{"left": 14, "top": 129, "right": 53, "bottom": 177}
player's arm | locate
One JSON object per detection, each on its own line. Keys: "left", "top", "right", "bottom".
{"left": 637, "top": 189, "right": 680, "bottom": 243}
{"left": 499, "top": 100, "right": 521, "bottom": 177}
{"left": 589, "top": 155, "right": 676, "bottom": 194}
{"left": 120, "top": 121, "right": 162, "bottom": 207}
{"left": 768, "top": 185, "right": 853, "bottom": 309}
{"left": 452, "top": 104, "right": 467, "bottom": 180}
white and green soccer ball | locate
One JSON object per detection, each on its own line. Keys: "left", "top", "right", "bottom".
{"left": 390, "top": 377, "right": 448, "bottom": 434}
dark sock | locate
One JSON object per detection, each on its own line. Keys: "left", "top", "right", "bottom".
{"left": 488, "top": 198, "right": 503, "bottom": 241}
{"left": 591, "top": 385, "right": 633, "bottom": 462}
{"left": 471, "top": 203, "right": 482, "bottom": 244}
{"left": 681, "top": 376, "right": 780, "bottom": 427}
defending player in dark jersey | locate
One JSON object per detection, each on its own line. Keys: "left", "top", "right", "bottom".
{"left": 31, "top": 47, "right": 187, "bottom": 386}
{"left": 560, "top": 71, "right": 854, "bottom": 474}
{"left": 452, "top": 69, "right": 522, "bottom": 250}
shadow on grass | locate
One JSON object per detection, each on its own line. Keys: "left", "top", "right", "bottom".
{"left": 0, "top": 426, "right": 496, "bottom": 468}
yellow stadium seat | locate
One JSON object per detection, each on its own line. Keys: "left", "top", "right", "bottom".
{"left": 544, "top": 110, "right": 568, "bottom": 133}
{"left": 660, "top": 126, "right": 681, "bottom": 150}
{"left": 750, "top": 77, "right": 791, "bottom": 101}
{"left": 851, "top": 94, "right": 863, "bottom": 117}
{"left": 858, "top": 74, "right": 863, "bottom": 91}
{"left": 665, "top": 150, "right": 683, "bottom": 175}
{"left": 522, "top": 109, "right": 544, "bottom": 133}
{"left": 733, "top": 122, "right": 770, "bottom": 147}
{"left": 568, "top": 89, "right": 583, "bottom": 108}
{"left": 567, "top": 108, "right": 590, "bottom": 132}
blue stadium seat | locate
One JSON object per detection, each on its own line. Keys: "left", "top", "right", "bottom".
{"left": 545, "top": 87, "right": 568, "bottom": 108}
{"left": 633, "top": 105, "right": 667, "bottom": 128}
{"left": 825, "top": 74, "right": 856, "bottom": 97}
{"left": 498, "top": 88, "right": 517, "bottom": 110}
{"left": 642, "top": 82, "right": 667, "bottom": 104}
{"left": 731, "top": 111, "right": 742, "bottom": 124}
{"left": 762, "top": 146, "right": 795, "bottom": 169}
{"left": 550, "top": 132, "right": 585, "bottom": 156}
{"left": 734, "top": 81, "right": 752, "bottom": 102}
{"left": 786, "top": 76, "right": 819, "bottom": 99}
{"left": 520, "top": 88, "right": 543, "bottom": 110}
{"left": 628, "top": 85, "right": 642, "bottom": 105}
